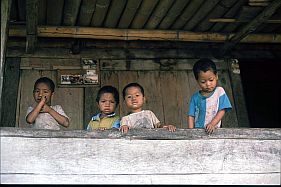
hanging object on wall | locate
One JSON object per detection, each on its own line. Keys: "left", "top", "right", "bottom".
{"left": 57, "top": 58, "right": 99, "bottom": 87}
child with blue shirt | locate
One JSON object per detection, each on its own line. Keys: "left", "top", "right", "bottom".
{"left": 187, "top": 58, "right": 232, "bottom": 134}
{"left": 87, "top": 85, "right": 120, "bottom": 131}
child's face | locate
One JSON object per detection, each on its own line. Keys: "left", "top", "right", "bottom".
{"left": 98, "top": 93, "right": 117, "bottom": 115}
{"left": 197, "top": 70, "right": 218, "bottom": 94}
{"left": 124, "top": 86, "right": 145, "bottom": 113}
{"left": 33, "top": 82, "right": 53, "bottom": 105}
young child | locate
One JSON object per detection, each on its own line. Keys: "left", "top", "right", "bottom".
{"left": 26, "top": 77, "right": 70, "bottom": 130}
{"left": 187, "top": 58, "right": 232, "bottom": 134}
{"left": 120, "top": 82, "right": 176, "bottom": 133}
{"left": 86, "top": 85, "right": 120, "bottom": 131}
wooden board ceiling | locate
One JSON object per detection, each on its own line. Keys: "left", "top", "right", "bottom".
{"left": 7, "top": 0, "right": 281, "bottom": 56}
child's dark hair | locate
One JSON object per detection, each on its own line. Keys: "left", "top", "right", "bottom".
{"left": 96, "top": 85, "right": 119, "bottom": 106}
{"left": 34, "top": 77, "right": 55, "bottom": 92}
{"left": 193, "top": 58, "right": 217, "bottom": 80}
{"left": 122, "top": 82, "right": 144, "bottom": 99}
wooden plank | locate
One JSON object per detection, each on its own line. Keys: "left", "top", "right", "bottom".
{"left": 20, "top": 57, "right": 80, "bottom": 70}
{"left": 172, "top": 0, "right": 204, "bottom": 29}
{"left": 160, "top": 71, "right": 182, "bottom": 127}
{"left": 46, "top": 0, "right": 64, "bottom": 25}
{"left": 17, "top": 0, "right": 26, "bottom": 21}
{"left": 9, "top": 25, "right": 281, "bottom": 43}
{"left": 1, "top": 127, "right": 280, "bottom": 140}
{"left": 130, "top": 0, "right": 159, "bottom": 29}
{"left": 38, "top": 0, "right": 46, "bottom": 25}
{"left": 77, "top": 0, "right": 97, "bottom": 26}
{"left": 1, "top": 127, "right": 280, "bottom": 184}
{"left": 1, "top": 58, "right": 20, "bottom": 127}
{"left": 62, "top": 0, "right": 81, "bottom": 26}
{"left": 220, "top": 0, "right": 281, "bottom": 56}
{"left": 118, "top": 0, "right": 142, "bottom": 29}
{"left": 145, "top": 0, "right": 174, "bottom": 29}
{"left": 184, "top": 0, "right": 220, "bottom": 30}
{"left": 1, "top": 173, "right": 279, "bottom": 184}
{"left": 227, "top": 60, "right": 250, "bottom": 127}
{"left": 104, "top": 0, "right": 126, "bottom": 28}
{"left": 175, "top": 71, "right": 191, "bottom": 128}
{"left": 0, "top": 0, "right": 12, "bottom": 125}
{"left": 158, "top": 0, "right": 190, "bottom": 29}
{"left": 90, "top": 0, "right": 110, "bottom": 27}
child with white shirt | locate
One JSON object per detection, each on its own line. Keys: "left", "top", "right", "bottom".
{"left": 120, "top": 82, "right": 176, "bottom": 133}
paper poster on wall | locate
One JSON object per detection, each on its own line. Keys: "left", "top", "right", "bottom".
{"left": 57, "top": 58, "right": 99, "bottom": 87}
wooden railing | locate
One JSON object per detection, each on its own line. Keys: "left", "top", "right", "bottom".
{"left": 1, "top": 127, "right": 280, "bottom": 184}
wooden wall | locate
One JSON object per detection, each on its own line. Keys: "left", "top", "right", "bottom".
{"left": 13, "top": 57, "right": 238, "bottom": 130}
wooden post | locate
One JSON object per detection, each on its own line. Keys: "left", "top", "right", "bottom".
{"left": 227, "top": 59, "right": 250, "bottom": 127}
{"left": 26, "top": 0, "right": 38, "bottom": 54}
{"left": 0, "top": 58, "right": 20, "bottom": 127}
{"left": 0, "top": 0, "right": 12, "bottom": 124}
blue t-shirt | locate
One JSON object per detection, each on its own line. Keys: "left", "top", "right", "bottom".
{"left": 188, "top": 87, "right": 232, "bottom": 128}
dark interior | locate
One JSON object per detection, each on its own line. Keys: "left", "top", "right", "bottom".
{"left": 239, "top": 60, "right": 280, "bottom": 128}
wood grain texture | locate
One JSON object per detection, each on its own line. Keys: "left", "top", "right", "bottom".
{"left": 1, "top": 127, "right": 280, "bottom": 184}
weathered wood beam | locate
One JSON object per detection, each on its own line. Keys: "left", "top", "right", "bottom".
{"left": 209, "top": 18, "right": 281, "bottom": 24}
{"left": 26, "top": 0, "right": 38, "bottom": 54}
{"left": 8, "top": 25, "right": 281, "bottom": 43}
{"left": 220, "top": 0, "right": 281, "bottom": 56}
{"left": 1, "top": 127, "right": 280, "bottom": 184}
{"left": 0, "top": 0, "right": 12, "bottom": 125}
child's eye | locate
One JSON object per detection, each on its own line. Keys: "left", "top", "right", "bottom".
{"left": 126, "top": 95, "right": 132, "bottom": 99}
{"left": 111, "top": 101, "right": 115, "bottom": 104}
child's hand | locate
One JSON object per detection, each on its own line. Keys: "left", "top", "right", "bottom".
{"left": 120, "top": 125, "right": 129, "bottom": 133}
{"left": 97, "top": 127, "right": 107, "bottom": 131}
{"left": 40, "top": 104, "right": 52, "bottom": 113}
{"left": 162, "top": 124, "right": 176, "bottom": 132}
{"left": 205, "top": 123, "right": 217, "bottom": 134}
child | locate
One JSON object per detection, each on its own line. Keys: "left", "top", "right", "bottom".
{"left": 187, "top": 58, "right": 232, "bottom": 134}
{"left": 120, "top": 82, "right": 176, "bottom": 133}
{"left": 26, "top": 77, "right": 70, "bottom": 130}
{"left": 86, "top": 85, "right": 120, "bottom": 131}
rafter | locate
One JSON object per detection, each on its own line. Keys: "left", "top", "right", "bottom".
{"left": 220, "top": 0, "right": 281, "bottom": 56}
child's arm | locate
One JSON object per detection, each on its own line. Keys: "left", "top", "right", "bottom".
{"left": 205, "top": 109, "right": 226, "bottom": 134}
{"left": 26, "top": 98, "right": 46, "bottom": 124}
{"left": 187, "top": 116, "right": 195, "bottom": 128}
{"left": 43, "top": 105, "right": 70, "bottom": 127}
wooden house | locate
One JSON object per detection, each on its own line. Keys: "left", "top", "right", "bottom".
{"left": 1, "top": 0, "right": 280, "bottom": 184}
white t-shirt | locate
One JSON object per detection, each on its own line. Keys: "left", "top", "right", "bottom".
{"left": 120, "top": 110, "right": 160, "bottom": 129}
{"left": 26, "top": 105, "right": 69, "bottom": 130}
